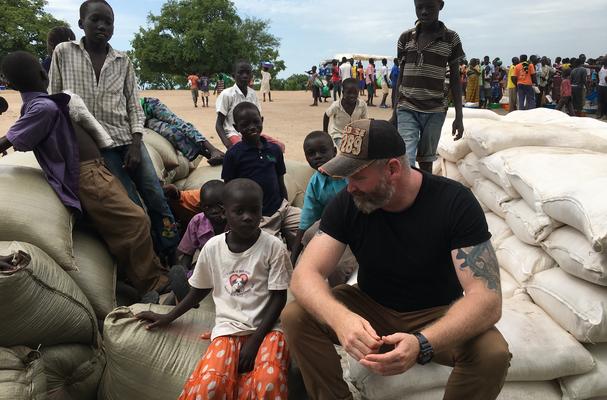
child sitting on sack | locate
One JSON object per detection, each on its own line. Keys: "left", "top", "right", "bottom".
{"left": 221, "top": 102, "right": 301, "bottom": 249}
{"left": 136, "top": 178, "right": 292, "bottom": 400}
{"left": 0, "top": 51, "right": 170, "bottom": 303}
{"left": 290, "top": 131, "right": 357, "bottom": 286}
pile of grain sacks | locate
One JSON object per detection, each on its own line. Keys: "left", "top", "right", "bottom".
{"left": 346, "top": 108, "right": 607, "bottom": 400}
{"left": 0, "top": 130, "right": 314, "bottom": 399}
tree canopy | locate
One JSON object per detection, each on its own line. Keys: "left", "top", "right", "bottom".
{"left": 0, "top": 0, "right": 69, "bottom": 61}
{"left": 131, "top": 0, "right": 285, "bottom": 88}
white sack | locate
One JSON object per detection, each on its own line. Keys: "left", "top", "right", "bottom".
{"left": 0, "top": 165, "right": 76, "bottom": 270}
{"left": 63, "top": 91, "right": 113, "bottom": 149}
{"left": 404, "top": 381, "right": 563, "bottom": 400}
{"left": 438, "top": 119, "right": 496, "bottom": 162}
{"left": 502, "top": 108, "right": 571, "bottom": 123}
{"left": 467, "top": 121, "right": 607, "bottom": 158}
{"left": 560, "top": 343, "right": 607, "bottom": 400}
{"left": 457, "top": 152, "right": 482, "bottom": 187}
{"left": 500, "top": 268, "right": 522, "bottom": 299}
{"left": 472, "top": 178, "right": 512, "bottom": 218}
{"left": 0, "top": 151, "right": 41, "bottom": 169}
{"left": 496, "top": 236, "right": 556, "bottom": 284}
{"left": 503, "top": 199, "right": 561, "bottom": 246}
{"left": 541, "top": 226, "right": 607, "bottom": 286}
{"left": 502, "top": 149, "right": 607, "bottom": 252}
{"left": 526, "top": 268, "right": 607, "bottom": 343}
{"left": 478, "top": 149, "right": 522, "bottom": 198}
{"left": 347, "top": 296, "right": 594, "bottom": 399}
{"left": 485, "top": 212, "right": 512, "bottom": 247}
{"left": 441, "top": 159, "right": 468, "bottom": 186}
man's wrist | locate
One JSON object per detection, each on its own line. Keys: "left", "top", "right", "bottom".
{"left": 132, "top": 131, "right": 143, "bottom": 142}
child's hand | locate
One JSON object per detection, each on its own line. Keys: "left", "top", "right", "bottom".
{"left": 238, "top": 335, "right": 263, "bottom": 373}
{"left": 135, "top": 311, "right": 172, "bottom": 330}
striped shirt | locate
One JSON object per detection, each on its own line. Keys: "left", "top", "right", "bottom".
{"left": 397, "top": 21, "right": 465, "bottom": 113}
{"left": 49, "top": 39, "right": 145, "bottom": 148}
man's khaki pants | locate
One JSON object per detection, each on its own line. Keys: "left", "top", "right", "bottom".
{"left": 79, "top": 159, "right": 167, "bottom": 295}
{"left": 508, "top": 87, "right": 518, "bottom": 111}
{"left": 281, "top": 284, "right": 511, "bottom": 400}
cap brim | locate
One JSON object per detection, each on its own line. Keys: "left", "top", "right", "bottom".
{"left": 319, "top": 154, "right": 374, "bottom": 179}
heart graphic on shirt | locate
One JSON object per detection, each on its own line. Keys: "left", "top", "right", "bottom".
{"left": 229, "top": 273, "right": 249, "bottom": 293}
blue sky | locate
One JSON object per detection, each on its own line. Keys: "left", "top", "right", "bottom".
{"left": 46, "top": 0, "right": 606, "bottom": 78}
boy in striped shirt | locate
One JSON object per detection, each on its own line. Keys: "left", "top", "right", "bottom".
{"left": 392, "top": 0, "right": 465, "bottom": 173}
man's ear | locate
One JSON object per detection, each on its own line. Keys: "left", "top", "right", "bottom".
{"left": 78, "top": 18, "right": 84, "bottom": 30}
{"left": 439, "top": 1, "right": 445, "bottom": 10}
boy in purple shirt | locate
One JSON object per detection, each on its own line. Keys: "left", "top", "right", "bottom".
{"left": 176, "top": 180, "right": 227, "bottom": 270}
{"left": 0, "top": 51, "right": 170, "bottom": 302}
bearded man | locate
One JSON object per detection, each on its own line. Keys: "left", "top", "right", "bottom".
{"left": 281, "top": 119, "right": 510, "bottom": 400}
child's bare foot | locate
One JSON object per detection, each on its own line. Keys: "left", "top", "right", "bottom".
{"left": 199, "top": 331, "right": 212, "bottom": 340}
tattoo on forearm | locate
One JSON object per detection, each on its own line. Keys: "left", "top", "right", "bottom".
{"left": 455, "top": 241, "right": 501, "bottom": 292}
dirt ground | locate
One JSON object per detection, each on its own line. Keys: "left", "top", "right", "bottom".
{"left": 0, "top": 89, "right": 395, "bottom": 162}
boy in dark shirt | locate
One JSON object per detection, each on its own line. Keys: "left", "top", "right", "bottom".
{"left": 0, "top": 51, "right": 169, "bottom": 302}
{"left": 221, "top": 102, "right": 300, "bottom": 249}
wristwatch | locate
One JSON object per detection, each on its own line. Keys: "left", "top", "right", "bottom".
{"left": 413, "top": 332, "right": 434, "bottom": 365}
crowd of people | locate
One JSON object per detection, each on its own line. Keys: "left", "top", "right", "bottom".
{"left": 0, "top": 0, "right": 605, "bottom": 399}
{"left": 307, "top": 57, "right": 400, "bottom": 108}
{"left": 460, "top": 54, "right": 607, "bottom": 118}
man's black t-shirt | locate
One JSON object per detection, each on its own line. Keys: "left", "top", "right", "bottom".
{"left": 320, "top": 171, "right": 491, "bottom": 313}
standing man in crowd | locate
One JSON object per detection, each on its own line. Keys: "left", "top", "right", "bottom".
{"left": 340, "top": 57, "right": 352, "bottom": 81}
{"left": 332, "top": 60, "right": 342, "bottom": 101}
{"left": 391, "top": 0, "right": 465, "bottom": 173}
{"left": 187, "top": 72, "right": 200, "bottom": 108}
{"left": 571, "top": 59, "right": 588, "bottom": 115}
{"left": 260, "top": 66, "right": 272, "bottom": 103}
{"left": 379, "top": 58, "right": 391, "bottom": 109}
{"left": 598, "top": 58, "right": 607, "bottom": 120}
{"left": 511, "top": 54, "right": 536, "bottom": 110}
{"left": 507, "top": 57, "right": 519, "bottom": 111}
{"left": 281, "top": 119, "right": 510, "bottom": 400}
{"left": 390, "top": 58, "right": 400, "bottom": 108}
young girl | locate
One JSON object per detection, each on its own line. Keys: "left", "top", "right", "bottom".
{"left": 137, "top": 178, "right": 292, "bottom": 400}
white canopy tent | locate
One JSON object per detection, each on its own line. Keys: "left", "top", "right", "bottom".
{"left": 320, "top": 53, "right": 394, "bottom": 65}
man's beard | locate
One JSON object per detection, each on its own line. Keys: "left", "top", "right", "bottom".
{"left": 352, "top": 176, "right": 395, "bottom": 214}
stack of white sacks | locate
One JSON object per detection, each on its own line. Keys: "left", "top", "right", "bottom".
{"left": 346, "top": 108, "right": 607, "bottom": 400}
{"left": 0, "top": 129, "right": 313, "bottom": 399}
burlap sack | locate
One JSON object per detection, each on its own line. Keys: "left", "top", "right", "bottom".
{"left": 99, "top": 302, "right": 215, "bottom": 400}
{"left": 41, "top": 344, "right": 105, "bottom": 400}
{"left": 0, "top": 346, "right": 46, "bottom": 400}
{"left": 142, "top": 128, "right": 180, "bottom": 170}
{"left": 496, "top": 236, "right": 557, "bottom": 284}
{"left": 0, "top": 241, "right": 97, "bottom": 347}
{"left": 0, "top": 165, "right": 76, "bottom": 270}
{"left": 68, "top": 229, "right": 117, "bottom": 320}
{"left": 560, "top": 343, "right": 607, "bottom": 400}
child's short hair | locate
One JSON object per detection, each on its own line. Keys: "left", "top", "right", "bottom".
{"left": 233, "top": 60, "right": 252, "bottom": 73}
{"left": 232, "top": 102, "right": 260, "bottom": 124}
{"left": 342, "top": 78, "right": 358, "bottom": 91}
{"left": 0, "top": 97, "right": 8, "bottom": 114}
{"left": 47, "top": 26, "right": 76, "bottom": 51}
{"left": 304, "top": 131, "right": 334, "bottom": 147}
{"left": 1, "top": 51, "right": 43, "bottom": 91}
{"left": 200, "top": 180, "right": 225, "bottom": 203}
{"left": 224, "top": 179, "right": 263, "bottom": 206}
{"left": 79, "top": 0, "right": 114, "bottom": 19}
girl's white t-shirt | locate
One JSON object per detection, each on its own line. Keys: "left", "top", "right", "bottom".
{"left": 189, "top": 231, "right": 292, "bottom": 340}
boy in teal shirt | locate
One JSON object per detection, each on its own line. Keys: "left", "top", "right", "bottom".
{"left": 291, "top": 131, "right": 347, "bottom": 266}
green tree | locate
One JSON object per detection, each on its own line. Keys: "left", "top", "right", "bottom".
{"left": 0, "top": 0, "right": 69, "bottom": 61}
{"left": 283, "top": 74, "right": 310, "bottom": 91}
{"left": 132, "top": 0, "right": 285, "bottom": 88}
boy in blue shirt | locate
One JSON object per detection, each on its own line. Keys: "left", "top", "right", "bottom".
{"left": 290, "top": 131, "right": 348, "bottom": 270}
{"left": 221, "top": 102, "right": 300, "bottom": 249}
